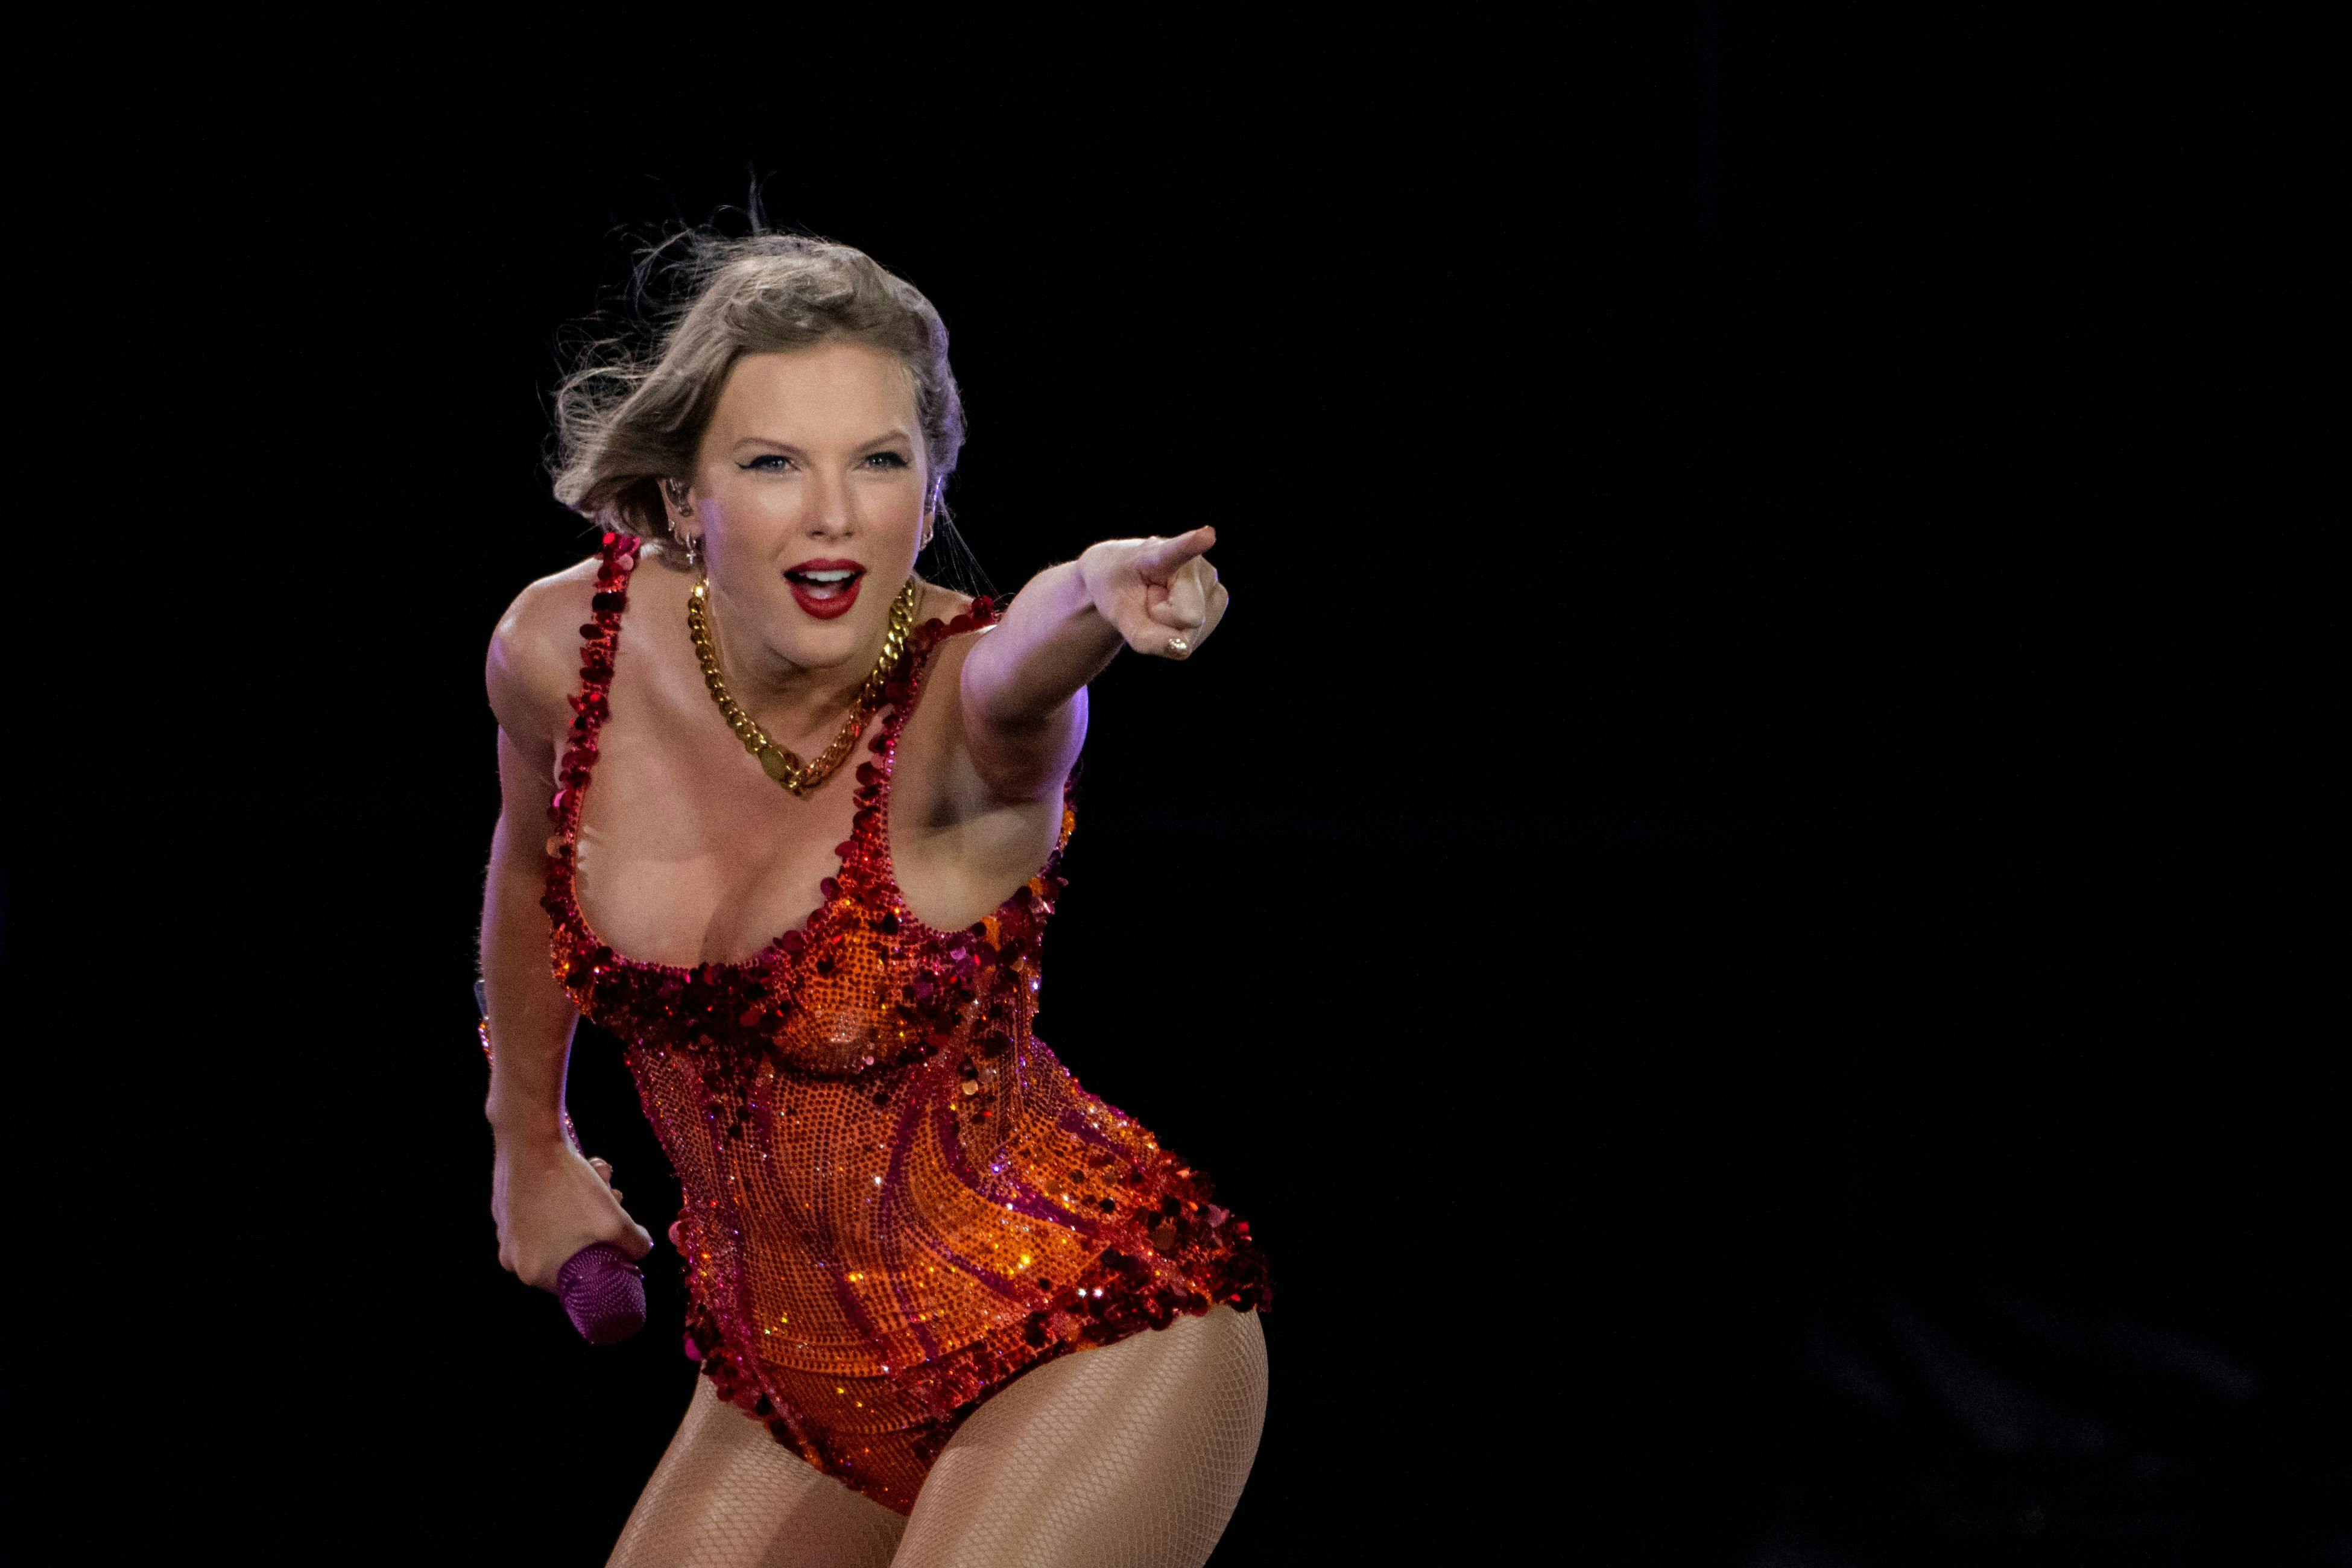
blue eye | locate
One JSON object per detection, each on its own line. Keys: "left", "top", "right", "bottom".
{"left": 738, "top": 452, "right": 907, "bottom": 472}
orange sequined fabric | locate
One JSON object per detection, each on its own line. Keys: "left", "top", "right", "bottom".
{"left": 540, "top": 532, "right": 1271, "bottom": 1514}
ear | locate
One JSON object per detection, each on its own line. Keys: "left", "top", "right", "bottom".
{"left": 659, "top": 477, "right": 697, "bottom": 536}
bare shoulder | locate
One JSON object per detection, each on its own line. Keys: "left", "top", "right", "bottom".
{"left": 485, "top": 552, "right": 604, "bottom": 745}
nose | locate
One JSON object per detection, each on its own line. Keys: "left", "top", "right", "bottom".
{"left": 802, "top": 471, "right": 855, "bottom": 540}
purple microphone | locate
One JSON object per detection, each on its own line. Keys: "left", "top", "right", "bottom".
{"left": 478, "top": 978, "right": 649, "bottom": 1345}
{"left": 555, "top": 1241, "right": 648, "bottom": 1344}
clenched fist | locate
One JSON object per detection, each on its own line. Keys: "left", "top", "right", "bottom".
{"left": 492, "top": 1136, "right": 654, "bottom": 1292}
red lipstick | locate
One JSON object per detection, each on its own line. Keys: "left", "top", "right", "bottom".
{"left": 782, "top": 558, "right": 865, "bottom": 621}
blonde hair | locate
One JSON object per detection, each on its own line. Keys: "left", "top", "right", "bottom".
{"left": 549, "top": 230, "right": 975, "bottom": 578}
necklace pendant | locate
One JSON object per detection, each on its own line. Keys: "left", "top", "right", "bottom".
{"left": 757, "top": 745, "right": 798, "bottom": 784}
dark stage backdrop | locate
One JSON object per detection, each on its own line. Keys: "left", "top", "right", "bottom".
{"left": 3, "top": 16, "right": 2336, "bottom": 1566}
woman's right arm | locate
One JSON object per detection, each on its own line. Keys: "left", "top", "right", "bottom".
{"left": 479, "top": 572, "right": 653, "bottom": 1289}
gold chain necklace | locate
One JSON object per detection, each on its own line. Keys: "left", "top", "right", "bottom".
{"left": 687, "top": 575, "right": 922, "bottom": 797}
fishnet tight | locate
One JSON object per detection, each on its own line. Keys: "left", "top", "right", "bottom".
{"left": 606, "top": 1305, "right": 1268, "bottom": 1567}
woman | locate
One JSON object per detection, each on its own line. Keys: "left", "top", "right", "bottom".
{"left": 477, "top": 231, "right": 1272, "bottom": 1568}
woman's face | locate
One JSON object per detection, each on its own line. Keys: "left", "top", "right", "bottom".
{"left": 673, "top": 339, "right": 931, "bottom": 677}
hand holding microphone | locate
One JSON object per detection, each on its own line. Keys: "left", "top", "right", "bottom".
{"left": 549, "top": 1155, "right": 648, "bottom": 1345}
{"left": 479, "top": 980, "right": 651, "bottom": 1344}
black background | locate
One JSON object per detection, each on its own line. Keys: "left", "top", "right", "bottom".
{"left": 3, "top": 13, "right": 2337, "bottom": 1565}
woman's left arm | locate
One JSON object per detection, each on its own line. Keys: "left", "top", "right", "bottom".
{"left": 958, "top": 525, "right": 1229, "bottom": 802}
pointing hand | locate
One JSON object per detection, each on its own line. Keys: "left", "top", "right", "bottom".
{"left": 1078, "top": 527, "right": 1230, "bottom": 660}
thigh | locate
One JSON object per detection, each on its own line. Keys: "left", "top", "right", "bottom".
{"left": 891, "top": 1305, "right": 1269, "bottom": 1568}
{"left": 606, "top": 1373, "right": 908, "bottom": 1568}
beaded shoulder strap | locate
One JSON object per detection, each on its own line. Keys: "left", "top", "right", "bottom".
{"left": 880, "top": 592, "right": 1000, "bottom": 733}
{"left": 849, "top": 591, "right": 1005, "bottom": 861}
{"left": 542, "top": 532, "right": 640, "bottom": 930}
{"left": 868, "top": 591, "right": 1078, "bottom": 861}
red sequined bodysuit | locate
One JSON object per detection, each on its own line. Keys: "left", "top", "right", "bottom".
{"left": 539, "top": 533, "right": 1271, "bottom": 1515}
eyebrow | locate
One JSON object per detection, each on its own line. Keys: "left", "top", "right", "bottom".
{"left": 730, "top": 431, "right": 914, "bottom": 454}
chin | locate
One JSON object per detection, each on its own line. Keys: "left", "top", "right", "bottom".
{"left": 782, "top": 613, "right": 873, "bottom": 666}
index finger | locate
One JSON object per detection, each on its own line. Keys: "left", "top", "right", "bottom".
{"left": 1132, "top": 526, "right": 1216, "bottom": 579}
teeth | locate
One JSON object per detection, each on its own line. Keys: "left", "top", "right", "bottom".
{"left": 795, "top": 569, "right": 856, "bottom": 583}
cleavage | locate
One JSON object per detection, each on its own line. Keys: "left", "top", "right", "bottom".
{"left": 572, "top": 642, "right": 868, "bottom": 969}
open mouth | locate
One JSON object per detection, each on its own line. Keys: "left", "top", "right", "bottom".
{"left": 783, "top": 563, "right": 866, "bottom": 620}
{"left": 783, "top": 566, "right": 862, "bottom": 600}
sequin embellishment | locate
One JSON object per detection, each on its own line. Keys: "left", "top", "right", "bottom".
{"left": 540, "top": 532, "right": 1272, "bottom": 1514}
